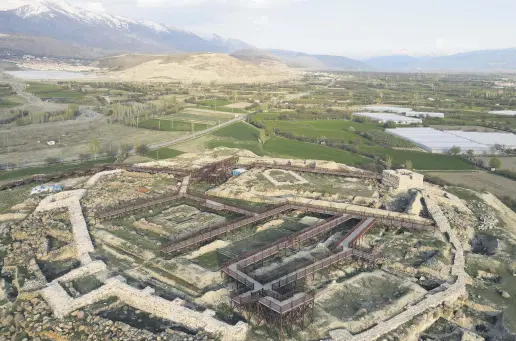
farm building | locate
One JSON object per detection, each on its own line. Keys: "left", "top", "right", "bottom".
{"left": 353, "top": 112, "right": 422, "bottom": 125}
{"left": 405, "top": 111, "right": 445, "bottom": 118}
{"left": 386, "top": 128, "right": 491, "bottom": 154}
{"left": 488, "top": 110, "right": 516, "bottom": 116}
{"left": 361, "top": 105, "right": 413, "bottom": 113}
{"left": 446, "top": 131, "right": 516, "bottom": 149}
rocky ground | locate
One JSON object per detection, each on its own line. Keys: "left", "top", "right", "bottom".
{"left": 1, "top": 150, "right": 516, "bottom": 341}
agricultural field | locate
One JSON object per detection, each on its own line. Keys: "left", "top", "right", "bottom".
{"left": 0, "top": 157, "right": 116, "bottom": 183}
{"left": 26, "top": 82, "right": 84, "bottom": 100}
{"left": 426, "top": 170, "right": 516, "bottom": 200}
{"left": 212, "top": 122, "right": 261, "bottom": 141}
{"left": 138, "top": 118, "right": 211, "bottom": 132}
{"left": 145, "top": 147, "right": 184, "bottom": 160}
{"left": 0, "top": 117, "right": 183, "bottom": 168}
{"left": 478, "top": 156, "right": 516, "bottom": 171}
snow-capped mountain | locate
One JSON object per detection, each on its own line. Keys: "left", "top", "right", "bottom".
{"left": 0, "top": 0, "right": 252, "bottom": 55}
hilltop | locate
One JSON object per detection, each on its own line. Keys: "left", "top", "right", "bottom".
{"left": 96, "top": 53, "right": 301, "bottom": 83}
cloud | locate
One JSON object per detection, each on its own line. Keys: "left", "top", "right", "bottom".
{"left": 248, "top": 15, "right": 269, "bottom": 26}
{"left": 83, "top": 2, "right": 106, "bottom": 12}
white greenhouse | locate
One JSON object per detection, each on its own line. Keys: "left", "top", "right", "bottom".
{"left": 353, "top": 112, "right": 422, "bottom": 125}
{"left": 361, "top": 105, "right": 413, "bottom": 114}
{"left": 446, "top": 131, "right": 516, "bottom": 149}
{"left": 386, "top": 128, "right": 492, "bottom": 154}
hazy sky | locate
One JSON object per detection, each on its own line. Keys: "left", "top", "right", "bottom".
{"left": 75, "top": 0, "right": 516, "bottom": 58}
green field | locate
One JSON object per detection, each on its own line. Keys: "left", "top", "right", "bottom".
{"left": 212, "top": 122, "right": 260, "bottom": 141}
{"left": 252, "top": 118, "right": 476, "bottom": 170}
{"left": 199, "top": 99, "right": 232, "bottom": 107}
{"left": 207, "top": 132, "right": 370, "bottom": 165}
{"left": 138, "top": 118, "right": 211, "bottom": 132}
{"left": 0, "top": 96, "right": 23, "bottom": 108}
{"left": 26, "top": 82, "right": 84, "bottom": 99}
{"left": 263, "top": 137, "right": 370, "bottom": 165}
{"left": 146, "top": 147, "right": 184, "bottom": 160}
{"left": 207, "top": 140, "right": 266, "bottom": 156}
{"left": 361, "top": 145, "right": 475, "bottom": 170}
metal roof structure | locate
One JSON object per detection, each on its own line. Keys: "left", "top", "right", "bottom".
{"left": 447, "top": 131, "right": 516, "bottom": 149}
{"left": 361, "top": 105, "right": 413, "bottom": 113}
{"left": 488, "top": 110, "right": 516, "bottom": 116}
{"left": 353, "top": 112, "right": 422, "bottom": 124}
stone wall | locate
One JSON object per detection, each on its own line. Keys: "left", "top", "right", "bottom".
{"left": 330, "top": 188, "right": 467, "bottom": 341}
{"left": 41, "top": 277, "right": 248, "bottom": 341}
{"left": 86, "top": 169, "right": 123, "bottom": 187}
{"left": 36, "top": 189, "right": 94, "bottom": 265}
{"left": 382, "top": 169, "right": 424, "bottom": 192}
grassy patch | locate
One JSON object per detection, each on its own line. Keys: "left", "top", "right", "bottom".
{"left": 0, "top": 184, "right": 32, "bottom": 213}
{"left": 145, "top": 264, "right": 201, "bottom": 294}
{"left": 26, "top": 82, "right": 83, "bottom": 99}
{"left": 0, "top": 157, "right": 116, "bottom": 182}
{"left": 72, "top": 275, "right": 104, "bottom": 295}
{"left": 138, "top": 118, "right": 210, "bottom": 132}
{"left": 199, "top": 99, "right": 232, "bottom": 107}
{"left": 0, "top": 97, "right": 22, "bottom": 108}
{"left": 146, "top": 147, "right": 184, "bottom": 160}
{"left": 110, "top": 229, "right": 163, "bottom": 251}
{"left": 213, "top": 122, "right": 260, "bottom": 141}
{"left": 193, "top": 251, "right": 223, "bottom": 271}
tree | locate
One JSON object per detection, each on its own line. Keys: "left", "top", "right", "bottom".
{"left": 467, "top": 149, "right": 475, "bottom": 158}
{"left": 405, "top": 160, "right": 413, "bottom": 170}
{"left": 136, "top": 144, "right": 150, "bottom": 156}
{"left": 384, "top": 121, "right": 396, "bottom": 129}
{"left": 488, "top": 157, "right": 502, "bottom": 169}
{"left": 118, "top": 143, "right": 132, "bottom": 159}
{"left": 385, "top": 155, "right": 392, "bottom": 169}
{"left": 89, "top": 138, "right": 100, "bottom": 159}
{"left": 449, "top": 146, "right": 461, "bottom": 155}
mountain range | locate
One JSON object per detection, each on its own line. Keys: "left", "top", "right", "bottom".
{"left": 1, "top": 0, "right": 516, "bottom": 72}
{"left": 0, "top": 0, "right": 251, "bottom": 55}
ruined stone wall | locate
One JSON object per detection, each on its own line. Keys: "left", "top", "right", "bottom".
{"left": 330, "top": 189, "right": 467, "bottom": 341}
{"left": 36, "top": 190, "right": 94, "bottom": 265}
{"left": 383, "top": 169, "right": 424, "bottom": 192}
{"left": 41, "top": 277, "right": 248, "bottom": 341}
{"left": 86, "top": 169, "right": 123, "bottom": 187}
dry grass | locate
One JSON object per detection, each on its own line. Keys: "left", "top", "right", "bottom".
{"left": 426, "top": 171, "right": 516, "bottom": 200}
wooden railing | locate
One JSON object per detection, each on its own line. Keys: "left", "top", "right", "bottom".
{"left": 163, "top": 205, "right": 292, "bottom": 253}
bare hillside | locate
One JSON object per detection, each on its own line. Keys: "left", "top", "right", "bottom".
{"left": 96, "top": 53, "right": 300, "bottom": 83}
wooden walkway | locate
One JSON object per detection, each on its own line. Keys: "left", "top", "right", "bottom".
{"left": 163, "top": 200, "right": 433, "bottom": 255}
{"left": 224, "top": 214, "right": 378, "bottom": 315}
